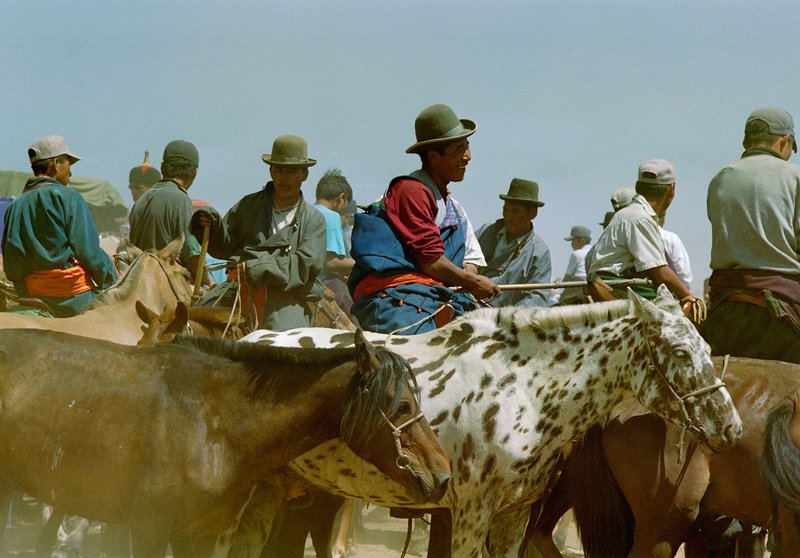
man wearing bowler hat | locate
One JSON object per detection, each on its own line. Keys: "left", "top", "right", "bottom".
{"left": 2, "top": 135, "right": 117, "bottom": 317}
{"left": 191, "top": 135, "right": 326, "bottom": 330}
{"left": 586, "top": 158, "right": 699, "bottom": 308}
{"left": 348, "top": 103, "right": 499, "bottom": 334}
{"left": 476, "top": 178, "right": 552, "bottom": 307}
{"left": 702, "top": 107, "right": 800, "bottom": 362}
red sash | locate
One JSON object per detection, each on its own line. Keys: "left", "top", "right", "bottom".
{"left": 24, "top": 265, "right": 93, "bottom": 298}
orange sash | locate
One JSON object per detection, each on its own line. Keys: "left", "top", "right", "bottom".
{"left": 24, "top": 265, "right": 94, "bottom": 298}
{"left": 353, "top": 272, "right": 443, "bottom": 302}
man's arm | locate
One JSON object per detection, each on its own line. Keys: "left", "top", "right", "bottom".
{"left": 420, "top": 256, "right": 499, "bottom": 300}
{"left": 647, "top": 264, "right": 694, "bottom": 300}
{"left": 324, "top": 253, "right": 355, "bottom": 276}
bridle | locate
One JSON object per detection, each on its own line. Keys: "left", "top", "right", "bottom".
{"left": 641, "top": 329, "right": 727, "bottom": 463}
{"left": 379, "top": 372, "right": 427, "bottom": 473}
{"left": 142, "top": 252, "right": 192, "bottom": 304}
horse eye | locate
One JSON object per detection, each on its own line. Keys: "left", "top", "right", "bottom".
{"left": 673, "top": 348, "right": 688, "bottom": 359}
{"left": 397, "top": 401, "right": 412, "bottom": 415}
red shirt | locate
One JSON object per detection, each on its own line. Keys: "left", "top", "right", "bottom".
{"left": 383, "top": 178, "right": 446, "bottom": 266}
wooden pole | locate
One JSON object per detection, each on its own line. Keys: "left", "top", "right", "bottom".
{"left": 496, "top": 278, "right": 651, "bottom": 291}
{"left": 192, "top": 225, "right": 211, "bottom": 302}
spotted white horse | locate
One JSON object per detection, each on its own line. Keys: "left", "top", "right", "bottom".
{"left": 235, "top": 286, "right": 742, "bottom": 558}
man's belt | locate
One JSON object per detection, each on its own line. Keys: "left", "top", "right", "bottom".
{"left": 23, "top": 264, "right": 93, "bottom": 298}
{"left": 719, "top": 291, "right": 768, "bottom": 309}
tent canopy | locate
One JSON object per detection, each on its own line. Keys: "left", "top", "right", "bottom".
{"left": 0, "top": 170, "right": 129, "bottom": 232}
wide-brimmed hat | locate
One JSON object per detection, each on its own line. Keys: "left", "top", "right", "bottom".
{"left": 28, "top": 135, "right": 81, "bottom": 164}
{"left": 261, "top": 135, "right": 316, "bottom": 167}
{"left": 405, "top": 104, "right": 476, "bottom": 154}
{"left": 499, "top": 178, "right": 545, "bottom": 207}
{"left": 564, "top": 225, "right": 591, "bottom": 241}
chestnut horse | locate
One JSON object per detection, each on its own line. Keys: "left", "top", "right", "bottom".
{"left": 0, "top": 238, "right": 193, "bottom": 344}
{"left": 529, "top": 356, "right": 800, "bottom": 558}
{"left": 0, "top": 329, "right": 450, "bottom": 558}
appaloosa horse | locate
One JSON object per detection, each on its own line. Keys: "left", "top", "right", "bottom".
{"left": 235, "top": 285, "right": 742, "bottom": 558}
{"left": 525, "top": 356, "right": 800, "bottom": 558}
{"left": 0, "top": 329, "right": 450, "bottom": 558}
{"left": 0, "top": 238, "right": 193, "bottom": 344}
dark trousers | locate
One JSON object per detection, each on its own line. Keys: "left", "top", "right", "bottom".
{"left": 700, "top": 301, "right": 800, "bottom": 363}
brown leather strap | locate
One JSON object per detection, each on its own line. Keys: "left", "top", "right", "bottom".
{"left": 721, "top": 292, "right": 768, "bottom": 309}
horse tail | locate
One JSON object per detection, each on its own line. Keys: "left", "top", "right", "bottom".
{"left": 567, "top": 424, "right": 633, "bottom": 558}
{"left": 762, "top": 400, "right": 800, "bottom": 531}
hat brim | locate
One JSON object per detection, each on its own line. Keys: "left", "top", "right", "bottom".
{"left": 498, "top": 195, "right": 545, "bottom": 207}
{"left": 261, "top": 155, "right": 317, "bottom": 167}
{"left": 405, "top": 119, "right": 477, "bottom": 154}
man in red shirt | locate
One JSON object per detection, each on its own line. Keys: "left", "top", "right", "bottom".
{"left": 348, "top": 104, "right": 499, "bottom": 334}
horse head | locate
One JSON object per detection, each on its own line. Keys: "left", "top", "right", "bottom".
{"left": 340, "top": 330, "right": 451, "bottom": 504}
{"left": 629, "top": 284, "right": 742, "bottom": 453}
{"left": 136, "top": 301, "right": 189, "bottom": 345}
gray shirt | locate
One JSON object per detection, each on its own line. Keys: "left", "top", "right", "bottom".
{"left": 708, "top": 150, "right": 800, "bottom": 274}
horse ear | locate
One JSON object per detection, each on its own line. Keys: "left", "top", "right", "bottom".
{"left": 126, "top": 243, "right": 143, "bottom": 260}
{"left": 159, "top": 237, "right": 185, "bottom": 262}
{"left": 354, "top": 329, "right": 377, "bottom": 378}
{"left": 628, "top": 287, "right": 658, "bottom": 322}
{"left": 136, "top": 301, "right": 158, "bottom": 324}
{"left": 168, "top": 301, "right": 190, "bottom": 333}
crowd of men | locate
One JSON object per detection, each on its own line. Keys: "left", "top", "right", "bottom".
{"left": 3, "top": 104, "right": 799, "bottom": 364}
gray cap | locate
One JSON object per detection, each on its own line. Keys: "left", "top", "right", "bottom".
{"left": 28, "top": 135, "right": 81, "bottom": 164}
{"left": 637, "top": 159, "right": 676, "bottom": 185}
{"left": 564, "top": 225, "right": 591, "bottom": 241}
{"left": 163, "top": 140, "right": 199, "bottom": 167}
{"left": 610, "top": 187, "right": 636, "bottom": 211}
{"left": 746, "top": 107, "right": 796, "bottom": 152}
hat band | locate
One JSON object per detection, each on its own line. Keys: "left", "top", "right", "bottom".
{"left": 438, "top": 122, "right": 466, "bottom": 139}
{"left": 270, "top": 154, "right": 308, "bottom": 163}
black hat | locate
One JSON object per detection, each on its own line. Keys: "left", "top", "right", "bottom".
{"left": 129, "top": 151, "right": 161, "bottom": 189}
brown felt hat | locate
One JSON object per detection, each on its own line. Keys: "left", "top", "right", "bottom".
{"left": 261, "top": 135, "right": 317, "bottom": 167}
{"left": 405, "top": 104, "right": 476, "bottom": 154}
{"left": 499, "top": 178, "right": 545, "bottom": 207}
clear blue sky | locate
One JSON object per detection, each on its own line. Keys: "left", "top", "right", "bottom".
{"left": 2, "top": 0, "right": 798, "bottom": 293}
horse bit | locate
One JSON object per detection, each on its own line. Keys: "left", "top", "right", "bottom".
{"left": 381, "top": 408, "right": 426, "bottom": 472}
{"left": 642, "top": 332, "right": 727, "bottom": 464}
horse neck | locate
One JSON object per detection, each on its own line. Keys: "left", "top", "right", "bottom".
{"left": 242, "top": 362, "right": 354, "bottom": 467}
{"left": 96, "top": 255, "right": 179, "bottom": 313}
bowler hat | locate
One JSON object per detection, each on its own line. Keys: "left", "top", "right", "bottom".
{"left": 564, "top": 225, "right": 591, "bottom": 241}
{"left": 405, "top": 104, "right": 476, "bottom": 154}
{"left": 261, "top": 135, "right": 316, "bottom": 167}
{"left": 499, "top": 178, "right": 545, "bottom": 207}
{"left": 28, "top": 135, "right": 81, "bottom": 164}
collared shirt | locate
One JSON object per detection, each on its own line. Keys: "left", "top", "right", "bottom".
{"left": 707, "top": 148, "right": 800, "bottom": 274}
{"left": 586, "top": 195, "right": 666, "bottom": 277}
{"left": 660, "top": 228, "right": 692, "bottom": 290}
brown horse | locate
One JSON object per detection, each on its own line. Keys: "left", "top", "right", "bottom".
{"left": 0, "top": 238, "right": 193, "bottom": 344}
{"left": 136, "top": 300, "right": 249, "bottom": 343}
{"left": 529, "top": 356, "right": 800, "bottom": 558}
{"left": 0, "top": 328, "right": 450, "bottom": 558}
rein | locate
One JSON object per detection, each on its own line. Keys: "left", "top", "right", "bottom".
{"left": 642, "top": 331, "right": 727, "bottom": 464}
{"left": 142, "top": 252, "right": 190, "bottom": 304}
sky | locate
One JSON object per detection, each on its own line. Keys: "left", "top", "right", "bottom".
{"left": 2, "top": 0, "right": 799, "bottom": 294}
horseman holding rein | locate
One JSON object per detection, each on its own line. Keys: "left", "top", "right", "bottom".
{"left": 190, "top": 135, "right": 326, "bottom": 331}
{"left": 585, "top": 158, "right": 704, "bottom": 315}
{"left": 702, "top": 107, "right": 800, "bottom": 362}
{"left": 348, "top": 103, "right": 499, "bottom": 334}
{"left": 1, "top": 135, "right": 117, "bottom": 317}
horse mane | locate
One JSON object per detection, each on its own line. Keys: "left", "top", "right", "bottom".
{"left": 88, "top": 252, "right": 148, "bottom": 307}
{"left": 458, "top": 299, "right": 633, "bottom": 334}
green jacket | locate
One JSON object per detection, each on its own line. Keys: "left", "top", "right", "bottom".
{"left": 205, "top": 183, "right": 326, "bottom": 330}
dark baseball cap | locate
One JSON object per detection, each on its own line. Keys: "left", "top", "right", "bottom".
{"left": 163, "top": 140, "right": 199, "bottom": 166}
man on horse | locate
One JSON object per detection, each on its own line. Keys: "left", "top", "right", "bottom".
{"left": 191, "top": 135, "right": 326, "bottom": 330}
{"left": 586, "top": 159, "right": 701, "bottom": 310}
{"left": 347, "top": 103, "right": 499, "bottom": 334}
{"left": 476, "top": 178, "right": 552, "bottom": 307}
{"left": 702, "top": 107, "right": 800, "bottom": 362}
{"left": 1, "top": 135, "right": 117, "bottom": 317}
{"left": 129, "top": 140, "right": 207, "bottom": 282}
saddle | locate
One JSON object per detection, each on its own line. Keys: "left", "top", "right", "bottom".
{"left": 586, "top": 275, "right": 623, "bottom": 302}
